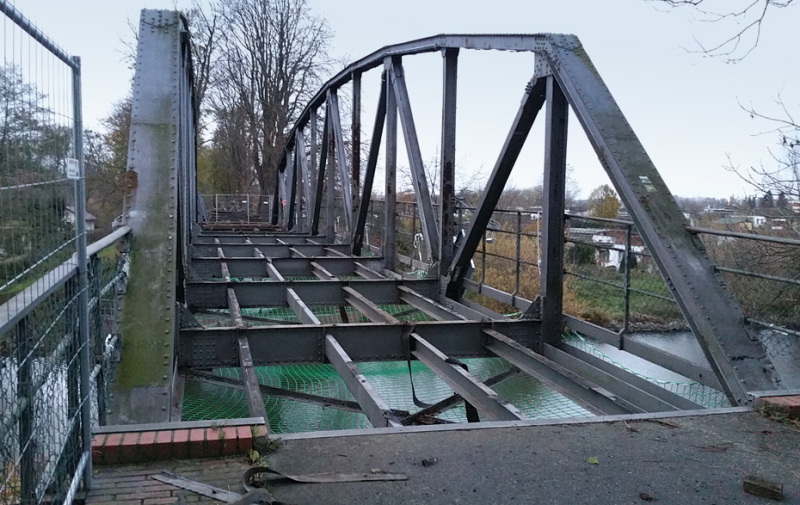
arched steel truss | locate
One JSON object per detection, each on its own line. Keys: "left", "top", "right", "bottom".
{"left": 271, "top": 34, "right": 778, "bottom": 406}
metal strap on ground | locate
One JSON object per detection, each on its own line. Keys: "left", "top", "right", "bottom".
{"left": 401, "top": 368, "right": 519, "bottom": 425}
{"left": 410, "top": 333, "right": 526, "bottom": 421}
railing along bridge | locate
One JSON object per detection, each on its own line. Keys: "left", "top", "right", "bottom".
{"left": 1, "top": 7, "right": 798, "bottom": 505}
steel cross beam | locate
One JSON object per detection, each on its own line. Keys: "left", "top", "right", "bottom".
{"left": 178, "top": 319, "right": 539, "bottom": 367}
{"left": 275, "top": 282, "right": 403, "bottom": 428}
{"left": 325, "top": 335, "right": 403, "bottom": 428}
{"left": 439, "top": 48, "right": 458, "bottom": 272}
{"left": 311, "top": 104, "right": 330, "bottom": 235}
{"left": 483, "top": 329, "right": 629, "bottom": 415}
{"left": 384, "top": 58, "right": 398, "bottom": 271}
{"left": 446, "top": 76, "right": 547, "bottom": 298}
{"left": 410, "top": 333, "right": 526, "bottom": 422}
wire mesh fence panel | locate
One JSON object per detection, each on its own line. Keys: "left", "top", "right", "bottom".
{"left": 563, "top": 215, "right": 688, "bottom": 333}
{"left": 200, "top": 194, "right": 273, "bottom": 224}
{"left": 0, "top": 6, "right": 90, "bottom": 504}
{"left": 563, "top": 332, "right": 729, "bottom": 408}
{"left": 0, "top": 7, "right": 129, "bottom": 504}
{"left": 698, "top": 231, "right": 800, "bottom": 382}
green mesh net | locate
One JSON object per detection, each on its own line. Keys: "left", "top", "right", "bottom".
{"left": 193, "top": 303, "right": 434, "bottom": 327}
{"left": 181, "top": 325, "right": 725, "bottom": 432}
{"left": 562, "top": 331, "right": 729, "bottom": 408}
{"left": 182, "top": 356, "right": 594, "bottom": 432}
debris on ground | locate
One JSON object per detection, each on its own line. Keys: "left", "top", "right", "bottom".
{"left": 742, "top": 475, "right": 783, "bottom": 501}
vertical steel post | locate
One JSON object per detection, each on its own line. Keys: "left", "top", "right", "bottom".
{"left": 90, "top": 257, "right": 106, "bottom": 426}
{"left": 384, "top": 59, "right": 397, "bottom": 271}
{"left": 326, "top": 109, "right": 336, "bottom": 242}
{"left": 439, "top": 48, "right": 458, "bottom": 278}
{"left": 16, "top": 317, "right": 35, "bottom": 505}
{"left": 540, "top": 75, "right": 569, "bottom": 347}
{"left": 65, "top": 276, "right": 81, "bottom": 448}
{"left": 352, "top": 73, "right": 387, "bottom": 255}
{"left": 351, "top": 71, "right": 362, "bottom": 224}
{"left": 481, "top": 233, "right": 486, "bottom": 284}
{"left": 623, "top": 224, "right": 632, "bottom": 334}
{"left": 516, "top": 211, "right": 522, "bottom": 294}
{"left": 215, "top": 194, "right": 218, "bottom": 222}
{"left": 287, "top": 148, "right": 297, "bottom": 230}
{"left": 247, "top": 194, "right": 250, "bottom": 224}
{"left": 72, "top": 55, "right": 92, "bottom": 488}
{"left": 411, "top": 204, "right": 417, "bottom": 262}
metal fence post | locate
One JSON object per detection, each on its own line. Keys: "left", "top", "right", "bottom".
{"left": 515, "top": 211, "right": 522, "bottom": 294}
{"left": 16, "top": 317, "right": 35, "bottom": 505}
{"left": 481, "top": 232, "right": 487, "bottom": 285}
{"left": 72, "top": 55, "right": 92, "bottom": 489}
{"left": 623, "top": 224, "right": 632, "bottom": 334}
{"left": 247, "top": 194, "right": 250, "bottom": 224}
{"left": 90, "top": 256, "right": 107, "bottom": 426}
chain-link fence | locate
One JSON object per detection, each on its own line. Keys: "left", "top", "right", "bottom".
{"left": 0, "top": 5, "right": 128, "bottom": 504}
{"left": 563, "top": 214, "right": 686, "bottom": 333}
{"left": 694, "top": 227, "right": 800, "bottom": 383}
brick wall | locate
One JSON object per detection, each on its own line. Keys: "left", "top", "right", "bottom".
{"left": 93, "top": 423, "right": 268, "bottom": 465}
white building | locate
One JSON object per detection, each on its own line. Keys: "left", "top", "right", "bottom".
{"left": 64, "top": 206, "right": 97, "bottom": 231}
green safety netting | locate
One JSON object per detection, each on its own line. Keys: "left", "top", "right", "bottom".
{"left": 183, "top": 323, "right": 726, "bottom": 433}
{"left": 182, "top": 355, "right": 593, "bottom": 432}
{"left": 194, "top": 303, "right": 437, "bottom": 327}
{"left": 562, "top": 331, "right": 729, "bottom": 408}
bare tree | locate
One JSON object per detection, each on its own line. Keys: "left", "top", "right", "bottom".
{"left": 213, "top": 0, "right": 332, "bottom": 198}
{"left": 184, "top": 3, "right": 219, "bottom": 137}
{"left": 648, "top": 0, "right": 797, "bottom": 62}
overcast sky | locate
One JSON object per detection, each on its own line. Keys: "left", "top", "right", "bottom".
{"left": 11, "top": 0, "right": 799, "bottom": 200}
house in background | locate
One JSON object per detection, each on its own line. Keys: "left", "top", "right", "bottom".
{"left": 64, "top": 205, "right": 97, "bottom": 231}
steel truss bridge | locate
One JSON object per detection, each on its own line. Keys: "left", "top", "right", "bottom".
{"left": 114, "top": 10, "right": 789, "bottom": 430}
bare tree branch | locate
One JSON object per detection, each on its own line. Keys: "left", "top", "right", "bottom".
{"left": 646, "top": 0, "right": 796, "bottom": 62}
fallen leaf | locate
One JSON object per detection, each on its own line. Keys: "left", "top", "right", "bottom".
{"left": 639, "top": 492, "right": 656, "bottom": 501}
{"left": 370, "top": 468, "right": 381, "bottom": 474}
{"left": 587, "top": 457, "right": 599, "bottom": 465}
{"left": 421, "top": 458, "right": 438, "bottom": 467}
